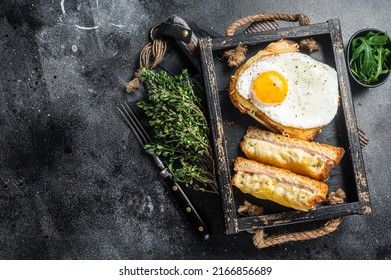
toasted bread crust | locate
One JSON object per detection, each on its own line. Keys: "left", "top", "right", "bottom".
{"left": 228, "top": 40, "right": 321, "bottom": 141}
{"left": 240, "top": 126, "right": 345, "bottom": 181}
{"left": 232, "top": 157, "right": 328, "bottom": 211}
{"left": 244, "top": 127, "right": 345, "bottom": 162}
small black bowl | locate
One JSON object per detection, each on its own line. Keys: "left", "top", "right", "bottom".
{"left": 346, "top": 28, "right": 391, "bottom": 88}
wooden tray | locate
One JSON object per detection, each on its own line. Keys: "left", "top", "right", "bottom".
{"left": 198, "top": 19, "right": 371, "bottom": 234}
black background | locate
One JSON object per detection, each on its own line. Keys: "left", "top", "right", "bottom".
{"left": 1, "top": 0, "right": 390, "bottom": 259}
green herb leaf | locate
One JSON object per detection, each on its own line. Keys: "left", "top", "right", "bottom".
{"left": 137, "top": 68, "right": 217, "bottom": 193}
{"left": 349, "top": 31, "right": 390, "bottom": 84}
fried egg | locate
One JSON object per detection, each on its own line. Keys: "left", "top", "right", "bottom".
{"left": 235, "top": 51, "right": 339, "bottom": 129}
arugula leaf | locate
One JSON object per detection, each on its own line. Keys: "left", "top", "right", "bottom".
{"left": 349, "top": 31, "right": 390, "bottom": 84}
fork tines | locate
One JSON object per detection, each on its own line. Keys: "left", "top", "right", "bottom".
{"left": 117, "top": 102, "right": 151, "bottom": 147}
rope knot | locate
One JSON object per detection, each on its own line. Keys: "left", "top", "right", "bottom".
{"left": 296, "top": 14, "right": 310, "bottom": 26}
{"left": 223, "top": 44, "right": 248, "bottom": 67}
{"left": 126, "top": 39, "right": 167, "bottom": 93}
{"left": 126, "top": 69, "right": 142, "bottom": 93}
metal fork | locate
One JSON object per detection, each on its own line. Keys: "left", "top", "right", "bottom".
{"left": 117, "top": 102, "right": 211, "bottom": 240}
{"left": 117, "top": 102, "right": 165, "bottom": 170}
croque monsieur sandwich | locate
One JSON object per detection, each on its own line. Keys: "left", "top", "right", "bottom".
{"left": 232, "top": 157, "right": 328, "bottom": 211}
{"left": 240, "top": 126, "right": 345, "bottom": 181}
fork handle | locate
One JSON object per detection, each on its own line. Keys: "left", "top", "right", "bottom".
{"left": 160, "top": 169, "right": 211, "bottom": 240}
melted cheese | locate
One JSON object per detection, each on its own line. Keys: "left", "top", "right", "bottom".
{"left": 234, "top": 171, "right": 315, "bottom": 211}
{"left": 242, "top": 138, "right": 332, "bottom": 181}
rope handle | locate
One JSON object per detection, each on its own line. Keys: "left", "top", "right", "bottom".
{"left": 238, "top": 188, "right": 346, "bottom": 249}
{"left": 225, "top": 13, "right": 310, "bottom": 36}
{"left": 253, "top": 217, "right": 342, "bottom": 249}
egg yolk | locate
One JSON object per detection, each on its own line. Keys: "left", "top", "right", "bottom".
{"left": 252, "top": 71, "right": 288, "bottom": 105}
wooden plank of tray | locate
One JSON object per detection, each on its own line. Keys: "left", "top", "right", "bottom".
{"left": 210, "top": 22, "right": 330, "bottom": 49}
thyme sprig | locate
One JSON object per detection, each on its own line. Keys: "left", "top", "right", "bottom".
{"left": 137, "top": 68, "right": 217, "bottom": 193}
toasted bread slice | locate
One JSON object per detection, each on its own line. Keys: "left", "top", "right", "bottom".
{"left": 232, "top": 157, "right": 328, "bottom": 211}
{"left": 229, "top": 40, "right": 321, "bottom": 141}
{"left": 241, "top": 126, "right": 345, "bottom": 181}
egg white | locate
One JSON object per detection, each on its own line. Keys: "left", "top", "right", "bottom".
{"left": 236, "top": 52, "right": 339, "bottom": 129}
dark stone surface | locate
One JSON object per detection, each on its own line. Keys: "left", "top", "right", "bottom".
{"left": 0, "top": 0, "right": 390, "bottom": 259}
